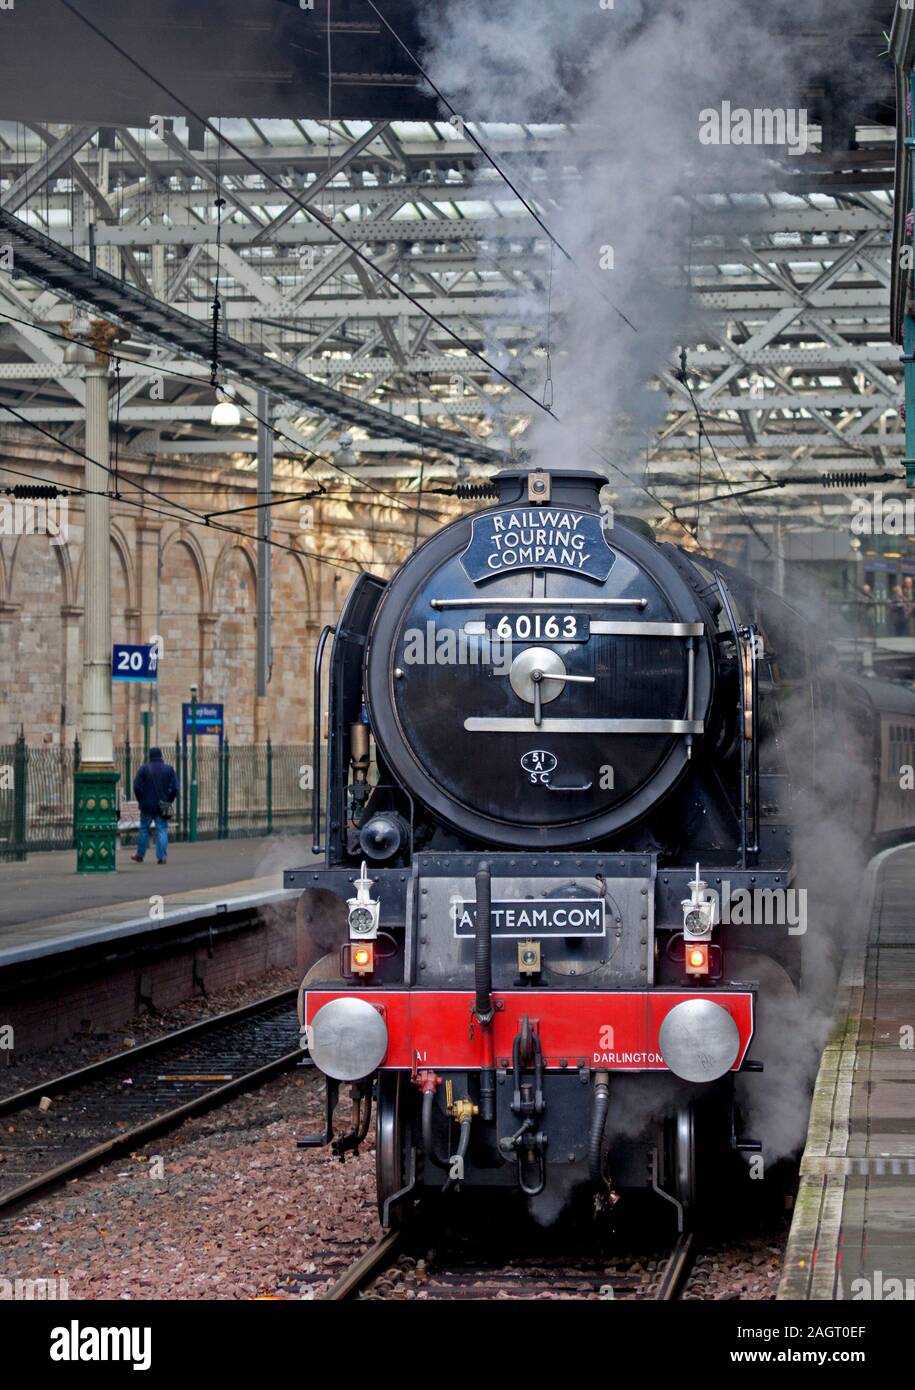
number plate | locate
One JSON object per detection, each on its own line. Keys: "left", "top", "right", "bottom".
{"left": 486, "top": 612, "right": 590, "bottom": 642}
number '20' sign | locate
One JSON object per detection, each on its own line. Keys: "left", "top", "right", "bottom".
{"left": 111, "top": 643, "right": 159, "bottom": 683}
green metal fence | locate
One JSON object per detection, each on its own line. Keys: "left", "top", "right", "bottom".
{"left": 0, "top": 734, "right": 315, "bottom": 859}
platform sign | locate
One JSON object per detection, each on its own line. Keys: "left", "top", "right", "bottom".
{"left": 182, "top": 702, "right": 224, "bottom": 736}
{"left": 112, "top": 643, "right": 158, "bottom": 682}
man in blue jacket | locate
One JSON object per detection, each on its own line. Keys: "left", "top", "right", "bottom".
{"left": 131, "top": 747, "right": 179, "bottom": 864}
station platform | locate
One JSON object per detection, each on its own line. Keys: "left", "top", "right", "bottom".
{"left": 0, "top": 838, "right": 310, "bottom": 970}
{"left": 779, "top": 843, "right": 915, "bottom": 1299}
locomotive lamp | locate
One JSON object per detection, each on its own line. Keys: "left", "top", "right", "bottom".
{"left": 349, "top": 942, "right": 375, "bottom": 976}
{"left": 518, "top": 940, "right": 542, "bottom": 975}
{"left": 347, "top": 861, "right": 380, "bottom": 939}
{"left": 686, "top": 943, "right": 710, "bottom": 976}
{"left": 681, "top": 863, "right": 717, "bottom": 941}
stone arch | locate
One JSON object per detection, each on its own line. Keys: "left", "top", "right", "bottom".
{"left": 269, "top": 543, "right": 316, "bottom": 743}
{"left": 3, "top": 531, "right": 69, "bottom": 744}
{"left": 30, "top": 520, "right": 76, "bottom": 611}
{"left": 156, "top": 536, "right": 206, "bottom": 745}
{"left": 72, "top": 524, "right": 138, "bottom": 615}
{"left": 160, "top": 526, "right": 210, "bottom": 612}
{"left": 110, "top": 522, "right": 137, "bottom": 613}
{"left": 109, "top": 530, "right": 133, "bottom": 742}
{"left": 208, "top": 541, "right": 256, "bottom": 742}
{"left": 212, "top": 536, "right": 256, "bottom": 594}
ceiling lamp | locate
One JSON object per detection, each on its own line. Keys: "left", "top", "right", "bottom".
{"left": 210, "top": 386, "right": 242, "bottom": 427}
{"left": 335, "top": 432, "right": 357, "bottom": 467}
{"left": 210, "top": 400, "right": 242, "bottom": 426}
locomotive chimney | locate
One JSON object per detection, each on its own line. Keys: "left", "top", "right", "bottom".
{"left": 493, "top": 469, "right": 608, "bottom": 511}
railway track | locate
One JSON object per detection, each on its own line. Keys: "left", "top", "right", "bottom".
{"left": 652, "top": 1231, "right": 696, "bottom": 1300}
{"left": 320, "top": 1223, "right": 697, "bottom": 1302}
{"left": 0, "top": 988, "right": 302, "bottom": 1215}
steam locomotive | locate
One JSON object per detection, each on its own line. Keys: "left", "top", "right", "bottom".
{"left": 286, "top": 468, "right": 915, "bottom": 1229}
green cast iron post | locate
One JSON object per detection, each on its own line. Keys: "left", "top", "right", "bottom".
{"left": 266, "top": 737, "right": 273, "bottom": 835}
{"left": 189, "top": 689, "right": 198, "bottom": 842}
{"left": 12, "top": 728, "right": 26, "bottom": 861}
{"left": 175, "top": 736, "right": 183, "bottom": 841}
{"left": 224, "top": 735, "right": 230, "bottom": 839}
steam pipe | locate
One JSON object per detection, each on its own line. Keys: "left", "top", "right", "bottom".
{"left": 311, "top": 624, "right": 334, "bottom": 855}
{"left": 474, "top": 861, "right": 495, "bottom": 1120}
{"left": 421, "top": 1087, "right": 448, "bottom": 1169}
{"left": 442, "top": 1116, "right": 473, "bottom": 1194}
{"left": 588, "top": 1071, "right": 610, "bottom": 1185}
{"left": 474, "top": 861, "right": 493, "bottom": 1021}
{"left": 479, "top": 1024, "right": 495, "bottom": 1124}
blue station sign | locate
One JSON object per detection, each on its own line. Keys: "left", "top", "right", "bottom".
{"left": 182, "top": 702, "right": 224, "bottom": 736}
{"left": 460, "top": 507, "right": 614, "bottom": 584}
{"left": 112, "top": 643, "right": 158, "bottom": 682}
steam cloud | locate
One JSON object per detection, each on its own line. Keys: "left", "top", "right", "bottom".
{"left": 417, "top": 0, "right": 878, "bottom": 503}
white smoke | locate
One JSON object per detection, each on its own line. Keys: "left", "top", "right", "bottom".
{"left": 417, "top": 0, "right": 861, "bottom": 501}
{"left": 734, "top": 669, "right": 873, "bottom": 1162}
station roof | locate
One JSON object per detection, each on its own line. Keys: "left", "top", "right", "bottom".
{"left": 0, "top": 0, "right": 898, "bottom": 126}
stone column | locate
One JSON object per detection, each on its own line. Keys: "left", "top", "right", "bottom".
{"left": 198, "top": 611, "right": 218, "bottom": 693}
{"left": 135, "top": 518, "right": 163, "bottom": 749}
{"left": 74, "top": 320, "right": 120, "bottom": 872}
{"left": 124, "top": 606, "right": 142, "bottom": 745}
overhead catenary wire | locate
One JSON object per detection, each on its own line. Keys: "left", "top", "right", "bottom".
{"left": 0, "top": 298, "right": 719, "bottom": 543}
{"left": 51, "top": 0, "right": 692, "bottom": 531}
{"left": 54, "top": 0, "right": 555, "bottom": 420}
{"left": 0, "top": 412, "right": 368, "bottom": 574}
{"left": 681, "top": 376, "right": 791, "bottom": 561}
{"left": 0, "top": 308, "right": 455, "bottom": 525}
{"left": 1, "top": 124, "right": 687, "bottom": 531}
{"left": 21, "top": 6, "right": 755, "bottom": 540}
{"left": 0, "top": 454, "right": 367, "bottom": 575}
{"left": 360, "top": 0, "right": 640, "bottom": 336}
{"left": 0, "top": 459, "right": 407, "bottom": 581}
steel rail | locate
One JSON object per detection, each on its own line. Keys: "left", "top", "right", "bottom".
{"left": 0, "top": 987, "right": 298, "bottom": 1116}
{"left": 653, "top": 1230, "right": 697, "bottom": 1300}
{"left": 0, "top": 989, "right": 303, "bottom": 1215}
{"left": 321, "top": 1229, "right": 404, "bottom": 1301}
